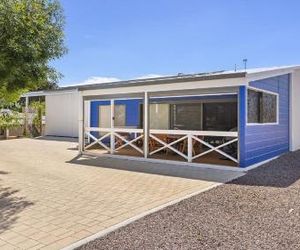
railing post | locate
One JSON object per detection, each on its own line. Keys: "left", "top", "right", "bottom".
{"left": 78, "top": 93, "right": 84, "bottom": 153}
{"left": 110, "top": 99, "right": 115, "bottom": 154}
{"left": 187, "top": 133, "right": 192, "bottom": 162}
{"left": 143, "top": 92, "right": 149, "bottom": 158}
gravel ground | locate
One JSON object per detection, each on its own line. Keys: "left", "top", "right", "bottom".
{"left": 79, "top": 151, "right": 300, "bottom": 250}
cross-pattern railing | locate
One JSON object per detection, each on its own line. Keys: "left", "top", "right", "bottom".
{"left": 149, "top": 129, "right": 238, "bottom": 163}
{"left": 85, "top": 127, "right": 144, "bottom": 155}
{"left": 84, "top": 127, "right": 238, "bottom": 164}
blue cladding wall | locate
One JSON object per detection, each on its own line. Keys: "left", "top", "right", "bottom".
{"left": 240, "top": 74, "right": 290, "bottom": 167}
{"left": 90, "top": 99, "right": 141, "bottom": 139}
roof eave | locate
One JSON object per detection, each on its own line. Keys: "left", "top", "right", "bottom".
{"left": 77, "top": 72, "right": 246, "bottom": 91}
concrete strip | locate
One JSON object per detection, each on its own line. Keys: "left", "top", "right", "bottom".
{"left": 82, "top": 151, "right": 247, "bottom": 172}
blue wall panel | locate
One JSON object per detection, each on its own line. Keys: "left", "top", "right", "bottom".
{"left": 241, "top": 74, "right": 290, "bottom": 167}
{"left": 238, "top": 86, "right": 247, "bottom": 168}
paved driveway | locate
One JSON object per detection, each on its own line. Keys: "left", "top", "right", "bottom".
{"left": 0, "top": 138, "right": 242, "bottom": 249}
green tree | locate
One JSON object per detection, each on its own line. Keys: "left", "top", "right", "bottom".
{"left": 30, "top": 101, "right": 45, "bottom": 135}
{"left": 0, "top": 0, "right": 67, "bottom": 103}
{"left": 0, "top": 110, "right": 21, "bottom": 139}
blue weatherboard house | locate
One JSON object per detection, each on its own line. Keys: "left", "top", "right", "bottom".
{"left": 75, "top": 66, "right": 300, "bottom": 169}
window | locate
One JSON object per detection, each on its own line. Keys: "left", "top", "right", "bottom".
{"left": 149, "top": 104, "right": 170, "bottom": 129}
{"left": 98, "top": 105, "right": 126, "bottom": 128}
{"left": 203, "top": 102, "right": 237, "bottom": 131}
{"left": 247, "top": 89, "right": 278, "bottom": 124}
{"left": 171, "top": 103, "right": 202, "bottom": 130}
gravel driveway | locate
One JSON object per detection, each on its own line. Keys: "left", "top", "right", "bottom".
{"left": 79, "top": 151, "right": 300, "bottom": 250}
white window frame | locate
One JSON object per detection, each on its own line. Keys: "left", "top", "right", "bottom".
{"left": 246, "top": 86, "right": 279, "bottom": 126}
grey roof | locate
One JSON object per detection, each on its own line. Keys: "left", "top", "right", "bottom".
{"left": 65, "top": 71, "right": 246, "bottom": 92}
{"left": 23, "top": 65, "right": 300, "bottom": 96}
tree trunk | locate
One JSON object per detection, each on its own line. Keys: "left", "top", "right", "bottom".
{"left": 4, "top": 128, "right": 9, "bottom": 139}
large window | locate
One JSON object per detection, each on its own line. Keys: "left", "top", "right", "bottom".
{"left": 149, "top": 104, "right": 170, "bottom": 129}
{"left": 247, "top": 88, "right": 278, "bottom": 124}
{"left": 98, "top": 105, "right": 126, "bottom": 128}
{"left": 171, "top": 103, "right": 202, "bottom": 130}
{"left": 203, "top": 102, "right": 237, "bottom": 131}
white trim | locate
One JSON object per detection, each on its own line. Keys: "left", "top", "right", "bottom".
{"left": 149, "top": 134, "right": 188, "bottom": 160}
{"left": 246, "top": 86, "right": 279, "bottom": 126}
{"left": 78, "top": 94, "right": 84, "bottom": 153}
{"left": 85, "top": 127, "right": 143, "bottom": 133}
{"left": 150, "top": 129, "right": 238, "bottom": 137}
{"left": 289, "top": 73, "right": 293, "bottom": 151}
{"left": 247, "top": 86, "right": 278, "bottom": 96}
{"left": 187, "top": 134, "right": 193, "bottom": 162}
{"left": 85, "top": 127, "right": 238, "bottom": 164}
{"left": 114, "top": 133, "right": 143, "bottom": 154}
{"left": 192, "top": 136, "right": 238, "bottom": 163}
{"left": 86, "top": 128, "right": 237, "bottom": 138}
{"left": 144, "top": 92, "right": 149, "bottom": 158}
{"left": 86, "top": 97, "right": 143, "bottom": 102}
{"left": 246, "top": 67, "right": 297, "bottom": 82}
{"left": 115, "top": 134, "right": 144, "bottom": 153}
{"left": 150, "top": 92, "right": 238, "bottom": 99}
{"left": 81, "top": 78, "right": 245, "bottom": 97}
{"left": 84, "top": 92, "right": 238, "bottom": 102}
{"left": 110, "top": 100, "right": 115, "bottom": 154}
{"left": 85, "top": 132, "right": 111, "bottom": 151}
{"left": 23, "top": 89, "right": 78, "bottom": 97}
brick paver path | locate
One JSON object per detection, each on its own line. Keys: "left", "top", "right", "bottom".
{"left": 0, "top": 138, "right": 240, "bottom": 249}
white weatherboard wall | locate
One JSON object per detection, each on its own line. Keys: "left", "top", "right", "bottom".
{"left": 45, "top": 91, "right": 79, "bottom": 137}
{"left": 290, "top": 70, "right": 300, "bottom": 151}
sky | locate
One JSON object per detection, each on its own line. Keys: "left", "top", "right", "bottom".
{"left": 53, "top": 0, "right": 300, "bottom": 86}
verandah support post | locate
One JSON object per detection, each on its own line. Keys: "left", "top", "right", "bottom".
{"left": 238, "top": 86, "right": 247, "bottom": 167}
{"left": 143, "top": 92, "right": 149, "bottom": 158}
{"left": 110, "top": 99, "right": 115, "bottom": 154}
{"left": 187, "top": 133, "right": 192, "bottom": 162}
{"left": 78, "top": 93, "right": 84, "bottom": 153}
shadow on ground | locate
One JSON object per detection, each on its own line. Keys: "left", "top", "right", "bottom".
{"left": 69, "top": 150, "right": 300, "bottom": 188}
{"left": 229, "top": 150, "right": 300, "bottom": 188}
{"left": 0, "top": 172, "right": 34, "bottom": 234}
{"left": 35, "top": 136, "right": 78, "bottom": 143}
{"left": 67, "top": 154, "right": 243, "bottom": 183}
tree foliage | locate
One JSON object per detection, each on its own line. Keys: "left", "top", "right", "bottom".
{"left": 0, "top": 110, "right": 21, "bottom": 130}
{"left": 30, "top": 100, "right": 45, "bottom": 134}
{"left": 0, "top": 0, "right": 67, "bottom": 102}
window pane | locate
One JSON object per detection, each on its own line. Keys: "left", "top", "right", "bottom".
{"left": 247, "top": 90, "right": 261, "bottom": 123}
{"left": 99, "top": 106, "right": 111, "bottom": 128}
{"left": 262, "top": 93, "right": 277, "bottom": 123}
{"left": 114, "top": 105, "right": 126, "bottom": 127}
{"left": 171, "top": 104, "right": 202, "bottom": 130}
{"left": 150, "top": 104, "right": 170, "bottom": 129}
{"left": 247, "top": 89, "right": 277, "bottom": 124}
{"left": 203, "top": 103, "right": 237, "bottom": 131}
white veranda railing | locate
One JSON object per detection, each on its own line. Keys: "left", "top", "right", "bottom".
{"left": 85, "top": 127, "right": 144, "bottom": 154}
{"left": 84, "top": 127, "right": 238, "bottom": 164}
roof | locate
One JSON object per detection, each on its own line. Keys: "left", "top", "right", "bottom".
{"left": 23, "top": 65, "right": 300, "bottom": 96}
